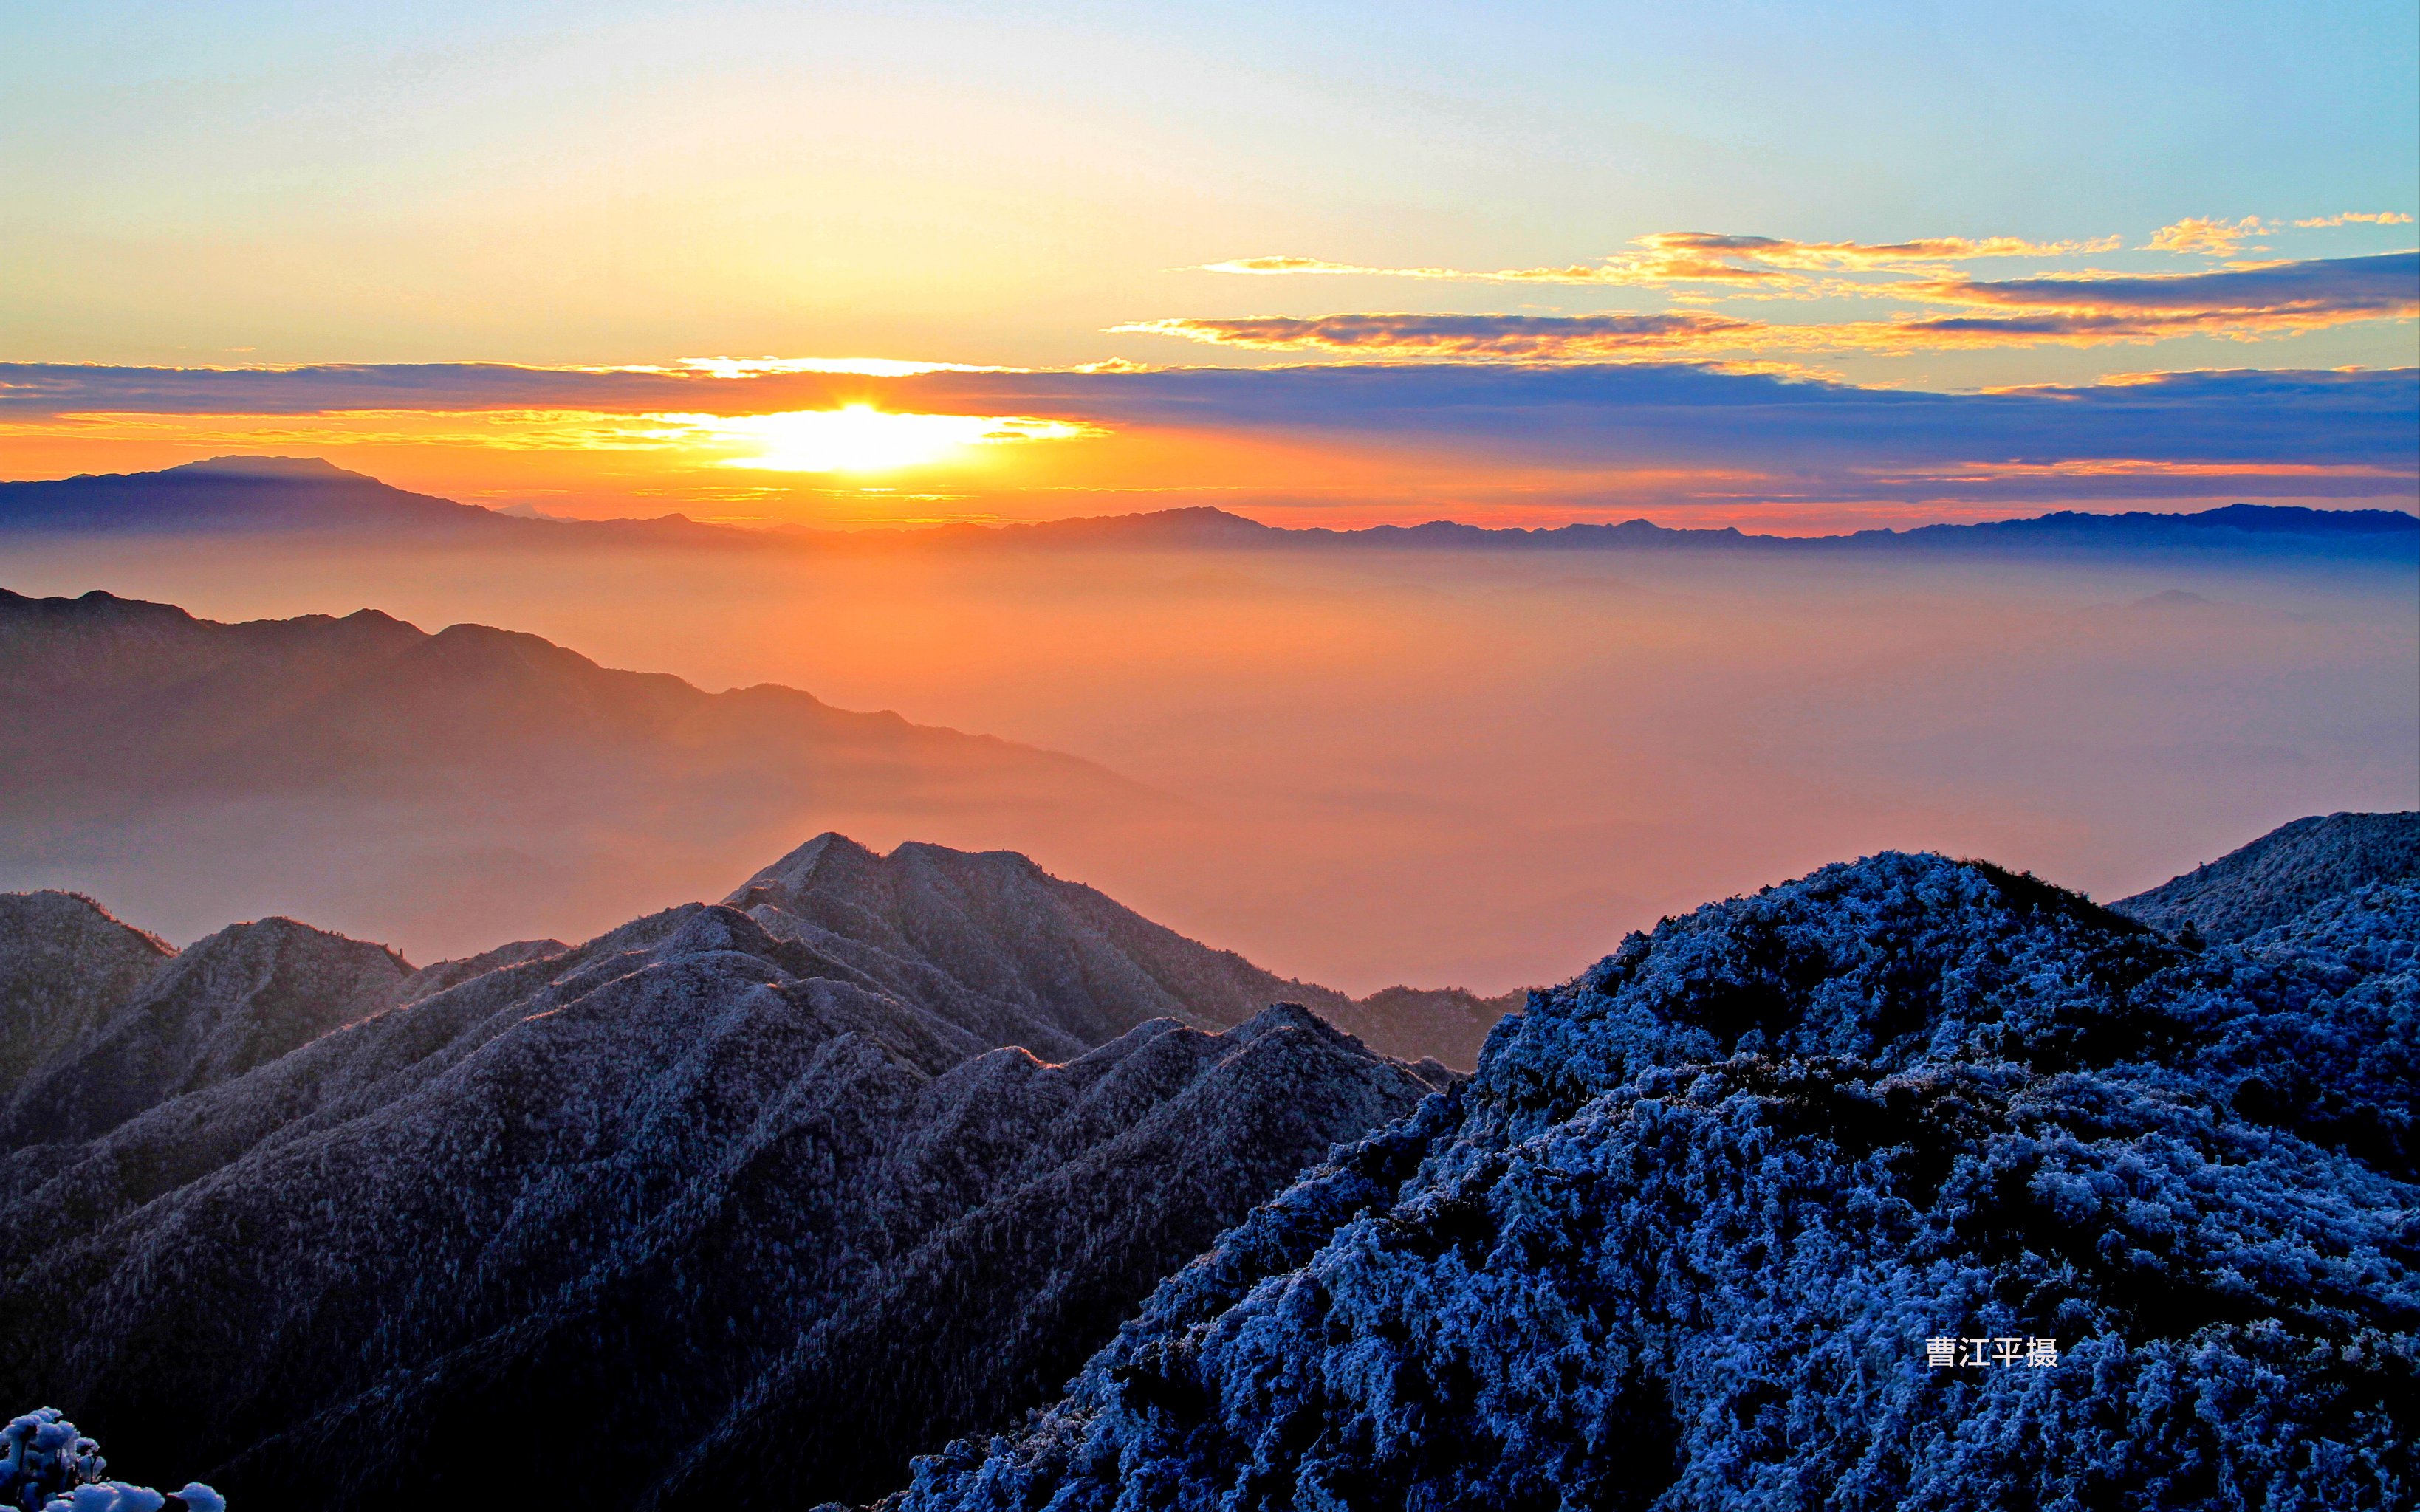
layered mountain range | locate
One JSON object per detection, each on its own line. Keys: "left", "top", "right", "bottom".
{"left": 0, "top": 838, "right": 1460, "bottom": 1508}
{"left": 0, "top": 581, "right": 1156, "bottom": 962}
{"left": 3, "top": 811, "right": 2412, "bottom": 1509}
{"left": 0, "top": 588, "right": 1515, "bottom": 1067}
{"left": 5, "top": 456, "right": 2415, "bottom": 555}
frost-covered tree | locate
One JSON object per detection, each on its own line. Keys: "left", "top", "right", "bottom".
{"left": 1, "top": 1410, "right": 223, "bottom": 1512}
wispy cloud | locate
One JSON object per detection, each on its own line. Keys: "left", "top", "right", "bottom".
{"left": 2293, "top": 211, "right": 2416, "bottom": 229}
{"left": 1108, "top": 312, "right": 1762, "bottom": 360}
{"left": 1129, "top": 255, "right": 2419, "bottom": 360}
{"left": 1197, "top": 218, "right": 2418, "bottom": 300}
{"left": 1893, "top": 252, "right": 2420, "bottom": 334}
{"left": 1196, "top": 231, "right": 2122, "bottom": 291}
{"left": 664, "top": 356, "right": 1007, "bottom": 378}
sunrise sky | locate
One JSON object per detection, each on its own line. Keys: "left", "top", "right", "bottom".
{"left": 4, "top": 1, "right": 2416, "bottom": 529}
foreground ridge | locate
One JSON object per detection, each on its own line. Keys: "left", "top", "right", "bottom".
{"left": 885, "top": 850, "right": 2419, "bottom": 1510}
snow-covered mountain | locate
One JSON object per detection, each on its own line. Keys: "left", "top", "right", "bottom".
{"left": 0, "top": 890, "right": 175, "bottom": 1103}
{"left": 2116, "top": 809, "right": 2420, "bottom": 941}
{"left": 0, "top": 865, "right": 1453, "bottom": 1508}
{"left": 0, "top": 905, "right": 406, "bottom": 1150}
{"left": 5, "top": 812, "right": 2410, "bottom": 1510}
{"left": 881, "top": 838, "right": 2419, "bottom": 1511}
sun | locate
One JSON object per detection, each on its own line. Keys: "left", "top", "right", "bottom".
{"left": 657, "top": 404, "right": 1090, "bottom": 473}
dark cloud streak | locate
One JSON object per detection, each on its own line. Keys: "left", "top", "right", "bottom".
{"left": 3, "top": 360, "right": 2412, "bottom": 506}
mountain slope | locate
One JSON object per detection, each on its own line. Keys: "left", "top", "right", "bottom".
{"left": 0, "top": 914, "right": 405, "bottom": 1152}
{"left": 885, "top": 855, "right": 2419, "bottom": 1511}
{"left": 0, "top": 580, "right": 1512, "bottom": 1064}
{"left": 2116, "top": 809, "right": 2420, "bottom": 941}
{"left": 0, "top": 874, "right": 1449, "bottom": 1510}
{"left": 0, "top": 892, "right": 172, "bottom": 1102}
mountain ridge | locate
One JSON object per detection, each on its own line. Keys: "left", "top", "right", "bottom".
{"left": 0, "top": 585, "right": 1173, "bottom": 966}
{"left": 0, "top": 859, "right": 1456, "bottom": 1508}
{"left": 0, "top": 587, "right": 1518, "bottom": 1065}
{"left": 5, "top": 457, "right": 2413, "bottom": 553}
{"left": 724, "top": 832, "right": 1513, "bottom": 1067}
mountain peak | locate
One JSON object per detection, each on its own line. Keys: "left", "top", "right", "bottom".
{"left": 162, "top": 455, "right": 369, "bottom": 481}
{"left": 727, "top": 831, "right": 882, "bottom": 901}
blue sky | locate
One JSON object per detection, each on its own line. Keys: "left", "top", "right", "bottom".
{"left": 5, "top": 2, "right": 2413, "bottom": 368}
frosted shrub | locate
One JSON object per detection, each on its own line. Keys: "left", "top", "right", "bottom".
{"left": 1, "top": 1411, "right": 223, "bottom": 1512}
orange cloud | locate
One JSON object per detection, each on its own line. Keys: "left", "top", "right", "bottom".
{"left": 2142, "top": 216, "right": 2269, "bottom": 255}
{"left": 668, "top": 356, "right": 1007, "bottom": 378}
{"left": 1628, "top": 231, "right": 2122, "bottom": 272}
{"left": 1196, "top": 230, "right": 2122, "bottom": 291}
{"left": 1109, "top": 312, "right": 1764, "bottom": 360}
{"left": 2294, "top": 211, "right": 2417, "bottom": 228}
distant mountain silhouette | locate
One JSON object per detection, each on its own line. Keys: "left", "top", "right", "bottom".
{"left": 0, "top": 860, "right": 1453, "bottom": 1508}
{"left": 0, "top": 456, "right": 724, "bottom": 541}
{"left": 2116, "top": 809, "right": 2420, "bottom": 941}
{"left": 5, "top": 457, "right": 2411, "bottom": 553}
{"left": 0, "top": 588, "right": 1516, "bottom": 1068}
{"left": 0, "top": 585, "right": 1162, "bottom": 961}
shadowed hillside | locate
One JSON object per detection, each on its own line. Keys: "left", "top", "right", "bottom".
{"left": 3, "top": 815, "right": 2413, "bottom": 1509}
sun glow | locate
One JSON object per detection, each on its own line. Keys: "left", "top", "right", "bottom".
{"left": 657, "top": 405, "right": 1093, "bottom": 472}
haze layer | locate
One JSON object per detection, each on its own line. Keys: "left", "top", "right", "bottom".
{"left": 3, "top": 526, "right": 2409, "bottom": 994}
